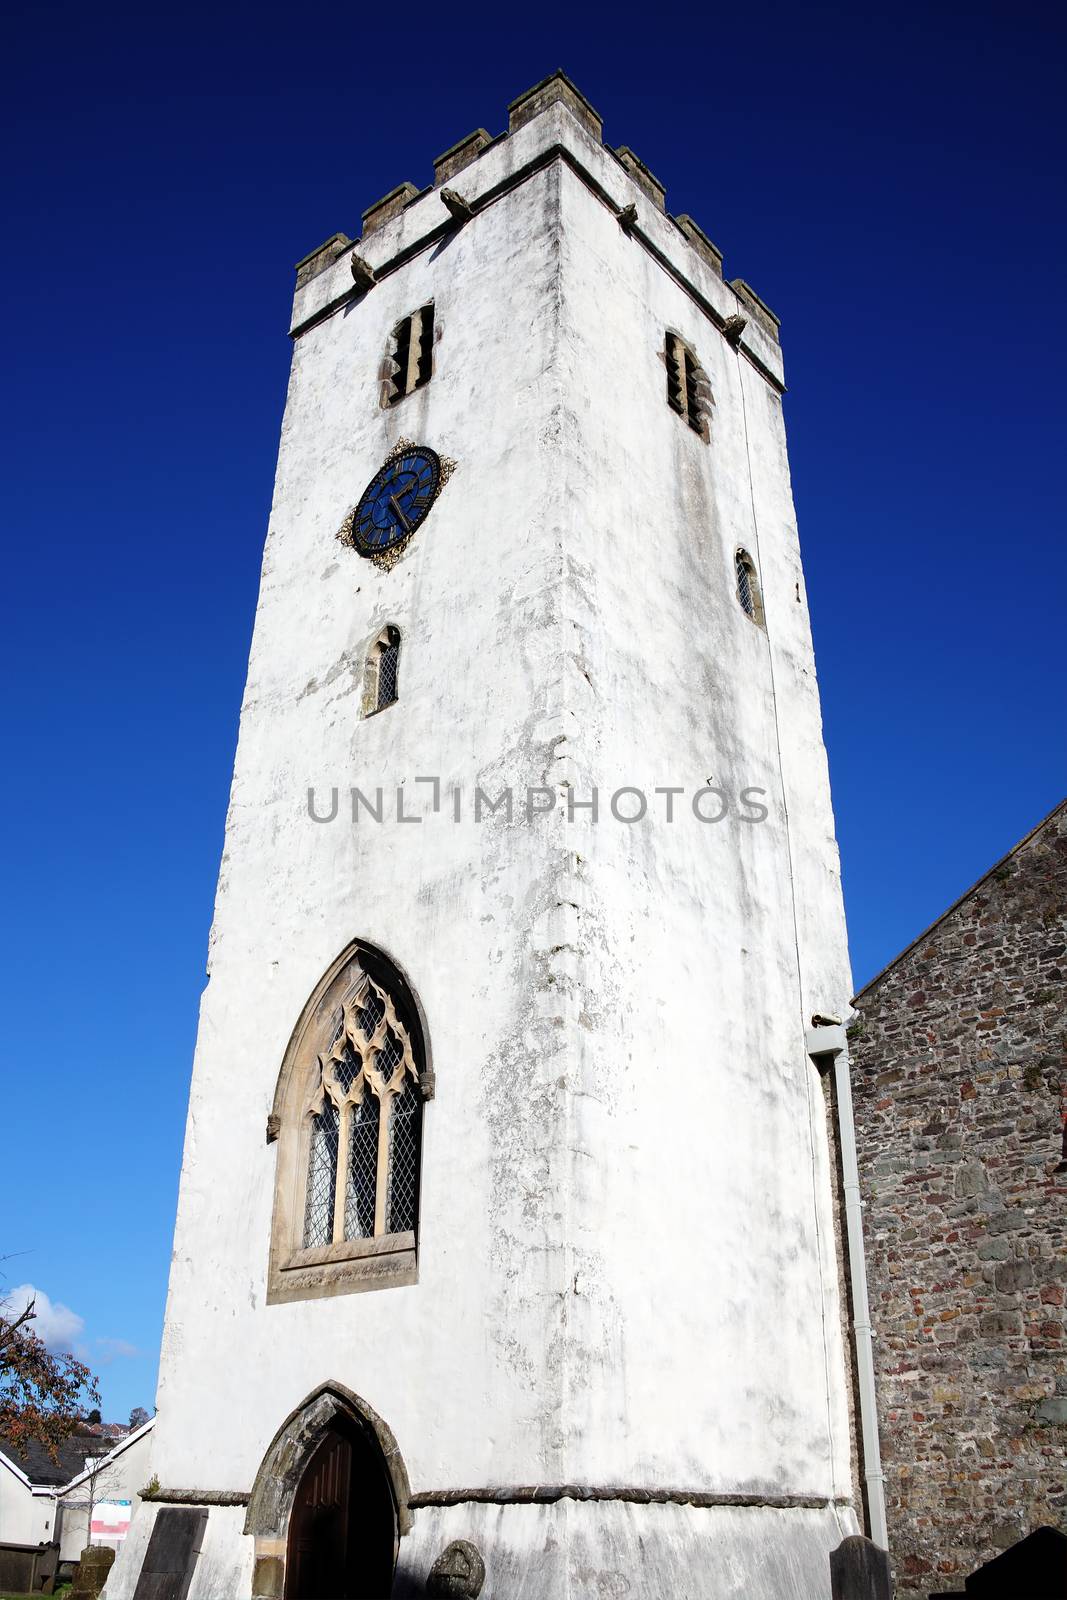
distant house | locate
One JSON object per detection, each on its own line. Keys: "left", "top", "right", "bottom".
{"left": 0, "top": 1418, "right": 154, "bottom": 1563}
{"left": 0, "top": 1430, "right": 87, "bottom": 1549}
{"left": 850, "top": 799, "right": 1067, "bottom": 1593}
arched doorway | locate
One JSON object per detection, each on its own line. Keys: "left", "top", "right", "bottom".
{"left": 284, "top": 1416, "right": 396, "bottom": 1599}
{"left": 245, "top": 1382, "right": 411, "bottom": 1600}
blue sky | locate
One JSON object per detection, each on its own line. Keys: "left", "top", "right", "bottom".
{"left": 1, "top": 1, "right": 1063, "bottom": 1422}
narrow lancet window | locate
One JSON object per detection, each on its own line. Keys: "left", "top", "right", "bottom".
{"left": 376, "top": 630, "right": 400, "bottom": 710}
{"left": 665, "top": 332, "right": 710, "bottom": 439}
{"left": 735, "top": 548, "right": 765, "bottom": 627}
{"left": 386, "top": 304, "right": 434, "bottom": 405}
{"left": 362, "top": 626, "right": 401, "bottom": 716}
{"left": 303, "top": 1103, "right": 339, "bottom": 1249}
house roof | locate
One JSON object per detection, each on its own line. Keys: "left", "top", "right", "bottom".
{"left": 853, "top": 795, "right": 1067, "bottom": 1002}
{"left": 0, "top": 1418, "right": 153, "bottom": 1493}
{"left": 0, "top": 1431, "right": 103, "bottom": 1488}
{"left": 60, "top": 1417, "right": 154, "bottom": 1494}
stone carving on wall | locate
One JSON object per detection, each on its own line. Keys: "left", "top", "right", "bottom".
{"left": 427, "top": 1538, "right": 486, "bottom": 1598}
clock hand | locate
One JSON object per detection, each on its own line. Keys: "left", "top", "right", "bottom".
{"left": 388, "top": 494, "right": 413, "bottom": 533}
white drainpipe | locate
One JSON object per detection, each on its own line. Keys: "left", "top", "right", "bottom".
{"left": 806, "top": 1020, "right": 888, "bottom": 1550}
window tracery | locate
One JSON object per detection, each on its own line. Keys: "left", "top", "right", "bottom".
{"left": 302, "top": 974, "right": 421, "bottom": 1249}
{"left": 267, "top": 942, "right": 429, "bottom": 1302}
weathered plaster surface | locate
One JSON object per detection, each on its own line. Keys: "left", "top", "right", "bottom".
{"left": 105, "top": 90, "right": 856, "bottom": 1600}
{"left": 393, "top": 1500, "right": 855, "bottom": 1599}
{"left": 108, "top": 1504, "right": 251, "bottom": 1600}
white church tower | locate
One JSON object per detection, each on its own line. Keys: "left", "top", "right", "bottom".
{"left": 107, "top": 73, "right": 872, "bottom": 1600}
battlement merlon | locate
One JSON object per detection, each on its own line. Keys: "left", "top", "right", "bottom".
{"left": 289, "top": 71, "right": 784, "bottom": 390}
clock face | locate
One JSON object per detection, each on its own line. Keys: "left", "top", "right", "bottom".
{"left": 350, "top": 446, "right": 441, "bottom": 556}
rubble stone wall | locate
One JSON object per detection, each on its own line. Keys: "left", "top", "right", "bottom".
{"left": 850, "top": 802, "right": 1067, "bottom": 1592}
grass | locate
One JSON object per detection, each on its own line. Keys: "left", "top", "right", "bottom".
{"left": 0, "top": 1588, "right": 72, "bottom": 1599}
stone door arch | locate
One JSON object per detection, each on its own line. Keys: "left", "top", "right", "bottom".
{"left": 245, "top": 1381, "right": 411, "bottom": 1599}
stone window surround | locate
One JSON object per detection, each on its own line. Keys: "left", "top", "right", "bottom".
{"left": 361, "top": 624, "right": 401, "bottom": 718}
{"left": 266, "top": 940, "right": 432, "bottom": 1304}
{"left": 663, "top": 329, "right": 712, "bottom": 443}
{"left": 380, "top": 301, "right": 436, "bottom": 409}
{"left": 734, "top": 547, "right": 766, "bottom": 629}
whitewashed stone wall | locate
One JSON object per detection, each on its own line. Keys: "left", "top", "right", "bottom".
{"left": 106, "top": 82, "right": 857, "bottom": 1600}
{"left": 0, "top": 1455, "right": 51, "bottom": 1546}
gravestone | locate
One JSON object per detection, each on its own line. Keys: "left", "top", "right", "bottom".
{"left": 70, "top": 1544, "right": 115, "bottom": 1600}
{"left": 830, "top": 1535, "right": 893, "bottom": 1600}
{"left": 131, "top": 1507, "right": 207, "bottom": 1600}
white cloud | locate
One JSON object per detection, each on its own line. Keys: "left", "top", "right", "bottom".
{"left": 1, "top": 1283, "right": 85, "bottom": 1352}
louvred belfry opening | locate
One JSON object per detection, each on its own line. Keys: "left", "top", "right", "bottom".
{"left": 386, "top": 305, "right": 434, "bottom": 405}
{"left": 665, "top": 331, "right": 710, "bottom": 438}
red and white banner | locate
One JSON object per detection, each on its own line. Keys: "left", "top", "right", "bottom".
{"left": 91, "top": 1500, "right": 132, "bottom": 1541}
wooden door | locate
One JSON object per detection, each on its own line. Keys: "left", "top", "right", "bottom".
{"left": 284, "top": 1423, "right": 397, "bottom": 1599}
{"left": 285, "top": 1431, "right": 352, "bottom": 1598}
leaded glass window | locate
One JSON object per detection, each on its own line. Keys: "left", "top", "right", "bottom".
{"left": 268, "top": 941, "right": 430, "bottom": 1303}
{"left": 363, "top": 626, "right": 401, "bottom": 717}
{"left": 735, "top": 548, "right": 765, "bottom": 627}
{"left": 376, "top": 631, "right": 400, "bottom": 711}
{"left": 303, "top": 1102, "right": 339, "bottom": 1249}
{"left": 302, "top": 967, "right": 423, "bottom": 1249}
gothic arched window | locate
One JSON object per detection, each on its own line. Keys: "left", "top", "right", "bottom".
{"left": 665, "top": 332, "right": 710, "bottom": 439}
{"left": 383, "top": 304, "right": 434, "bottom": 406}
{"left": 735, "top": 547, "right": 765, "bottom": 627}
{"left": 362, "top": 626, "right": 401, "bottom": 716}
{"left": 267, "top": 942, "right": 430, "bottom": 1302}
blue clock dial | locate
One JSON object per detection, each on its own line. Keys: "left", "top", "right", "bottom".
{"left": 351, "top": 447, "right": 441, "bottom": 556}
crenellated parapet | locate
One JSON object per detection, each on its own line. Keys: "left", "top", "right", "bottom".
{"left": 507, "top": 70, "right": 603, "bottom": 140}
{"left": 291, "top": 70, "right": 783, "bottom": 386}
{"left": 432, "top": 129, "right": 494, "bottom": 186}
